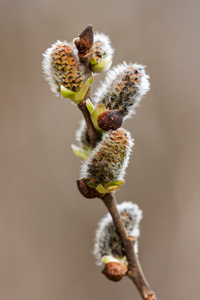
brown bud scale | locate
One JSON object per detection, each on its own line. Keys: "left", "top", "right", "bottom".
{"left": 75, "top": 25, "right": 93, "bottom": 56}
{"left": 76, "top": 179, "right": 101, "bottom": 199}
{"left": 102, "top": 262, "right": 128, "bottom": 282}
{"left": 97, "top": 109, "right": 124, "bottom": 131}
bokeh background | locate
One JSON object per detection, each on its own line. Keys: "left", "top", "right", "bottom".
{"left": 1, "top": 0, "right": 200, "bottom": 299}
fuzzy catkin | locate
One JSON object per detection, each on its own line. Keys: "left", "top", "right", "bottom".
{"left": 80, "top": 128, "right": 134, "bottom": 184}
{"left": 94, "top": 202, "right": 143, "bottom": 265}
{"left": 90, "top": 32, "right": 114, "bottom": 65}
{"left": 94, "top": 62, "right": 150, "bottom": 119}
{"left": 42, "top": 41, "right": 86, "bottom": 96}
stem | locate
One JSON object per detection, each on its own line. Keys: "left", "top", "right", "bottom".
{"left": 75, "top": 24, "right": 157, "bottom": 300}
{"left": 78, "top": 100, "right": 102, "bottom": 149}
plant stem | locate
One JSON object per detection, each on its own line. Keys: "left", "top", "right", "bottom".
{"left": 78, "top": 100, "right": 102, "bottom": 149}
{"left": 76, "top": 24, "right": 157, "bottom": 300}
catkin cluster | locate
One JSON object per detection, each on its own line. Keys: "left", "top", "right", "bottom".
{"left": 42, "top": 26, "right": 150, "bottom": 277}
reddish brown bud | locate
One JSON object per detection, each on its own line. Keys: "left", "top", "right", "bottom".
{"left": 74, "top": 25, "right": 93, "bottom": 56}
{"left": 97, "top": 109, "right": 124, "bottom": 131}
{"left": 102, "top": 262, "right": 128, "bottom": 282}
{"left": 76, "top": 179, "right": 100, "bottom": 199}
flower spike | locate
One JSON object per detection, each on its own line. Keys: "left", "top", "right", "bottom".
{"left": 94, "top": 202, "right": 142, "bottom": 280}
{"left": 90, "top": 32, "right": 114, "bottom": 73}
{"left": 94, "top": 62, "right": 150, "bottom": 119}
{"left": 80, "top": 128, "right": 134, "bottom": 193}
{"left": 42, "top": 40, "right": 93, "bottom": 103}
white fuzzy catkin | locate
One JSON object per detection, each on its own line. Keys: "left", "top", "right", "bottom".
{"left": 80, "top": 128, "right": 134, "bottom": 184}
{"left": 93, "top": 62, "right": 150, "bottom": 119}
{"left": 91, "top": 32, "right": 114, "bottom": 62}
{"left": 94, "top": 202, "right": 143, "bottom": 265}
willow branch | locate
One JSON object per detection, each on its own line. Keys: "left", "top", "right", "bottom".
{"left": 78, "top": 99, "right": 156, "bottom": 299}
{"left": 76, "top": 24, "right": 157, "bottom": 300}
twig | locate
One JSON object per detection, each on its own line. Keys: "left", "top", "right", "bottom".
{"left": 78, "top": 101, "right": 102, "bottom": 149}
{"left": 76, "top": 24, "right": 157, "bottom": 300}
{"left": 78, "top": 99, "right": 156, "bottom": 300}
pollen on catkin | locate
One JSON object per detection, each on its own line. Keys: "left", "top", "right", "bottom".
{"left": 80, "top": 128, "right": 134, "bottom": 185}
{"left": 94, "top": 202, "right": 143, "bottom": 265}
{"left": 90, "top": 32, "right": 114, "bottom": 73}
{"left": 42, "top": 40, "right": 86, "bottom": 96}
{"left": 93, "top": 62, "right": 150, "bottom": 119}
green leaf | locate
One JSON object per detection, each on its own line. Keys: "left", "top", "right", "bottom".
{"left": 102, "top": 255, "right": 121, "bottom": 264}
{"left": 91, "top": 103, "right": 106, "bottom": 132}
{"left": 60, "top": 76, "right": 94, "bottom": 104}
{"left": 71, "top": 144, "right": 91, "bottom": 160}
{"left": 86, "top": 99, "right": 95, "bottom": 115}
{"left": 90, "top": 56, "right": 112, "bottom": 73}
{"left": 60, "top": 85, "right": 76, "bottom": 99}
{"left": 95, "top": 184, "right": 107, "bottom": 194}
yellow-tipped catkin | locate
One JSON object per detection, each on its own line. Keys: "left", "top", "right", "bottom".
{"left": 80, "top": 128, "right": 134, "bottom": 185}
{"left": 42, "top": 41, "right": 87, "bottom": 96}
{"left": 94, "top": 202, "right": 143, "bottom": 265}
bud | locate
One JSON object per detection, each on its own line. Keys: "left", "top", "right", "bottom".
{"left": 42, "top": 40, "right": 93, "bottom": 103}
{"left": 80, "top": 129, "right": 134, "bottom": 193}
{"left": 102, "top": 262, "right": 128, "bottom": 282}
{"left": 93, "top": 202, "right": 143, "bottom": 266}
{"left": 94, "top": 62, "right": 150, "bottom": 119}
{"left": 74, "top": 24, "right": 93, "bottom": 57}
{"left": 76, "top": 179, "right": 101, "bottom": 199}
{"left": 90, "top": 32, "right": 114, "bottom": 73}
{"left": 97, "top": 109, "right": 124, "bottom": 131}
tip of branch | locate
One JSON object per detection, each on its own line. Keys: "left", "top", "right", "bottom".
{"left": 74, "top": 25, "right": 93, "bottom": 56}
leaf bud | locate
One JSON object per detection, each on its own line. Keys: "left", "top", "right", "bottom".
{"left": 102, "top": 262, "right": 128, "bottom": 282}
{"left": 97, "top": 109, "right": 124, "bottom": 131}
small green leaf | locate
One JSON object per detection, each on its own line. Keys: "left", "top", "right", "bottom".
{"left": 60, "top": 85, "right": 76, "bottom": 99}
{"left": 86, "top": 99, "right": 95, "bottom": 115}
{"left": 91, "top": 103, "right": 106, "bottom": 132}
{"left": 102, "top": 255, "right": 121, "bottom": 264}
{"left": 95, "top": 184, "right": 107, "bottom": 194}
{"left": 76, "top": 76, "right": 94, "bottom": 101}
{"left": 90, "top": 56, "right": 112, "bottom": 73}
{"left": 71, "top": 144, "right": 91, "bottom": 160}
{"left": 104, "top": 180, "right": 124, "bottom": 189}
{"left": 95, "top": 181, "right": 125, "bottom": 194}
{"left": 60, "top": 76, "right": 94, "bottom": 104}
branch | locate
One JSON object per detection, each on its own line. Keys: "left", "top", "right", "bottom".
{"left": 76, "top": 24, "right": 157, "bottom": 300}
{"left": 78, "top": 98, "right": 156, "bottom": 299}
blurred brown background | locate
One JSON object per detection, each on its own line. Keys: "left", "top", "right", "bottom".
{"left": 0, "top": 0, "right": 200, "bottom": 299}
